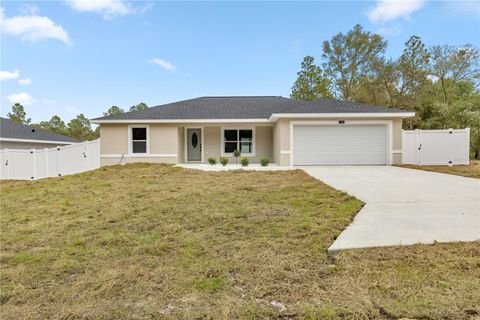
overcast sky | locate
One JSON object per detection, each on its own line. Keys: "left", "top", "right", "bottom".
{"left": 1, "top": 0, "right": 479, "bottom": 122}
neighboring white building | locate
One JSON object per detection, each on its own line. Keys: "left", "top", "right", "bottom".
{"left": 0, "top": 117, "right": 79, "bottom": 150}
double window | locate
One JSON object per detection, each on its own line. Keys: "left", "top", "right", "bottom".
{"left": 223, "top": 128, "right": 254, "bottom": 155}
{"left": 131, "top": 127, "right": 148, "bottom": 153}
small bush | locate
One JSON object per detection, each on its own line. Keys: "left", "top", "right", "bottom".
{"left": 233, "top": 149, "right": 241, "bottom": 164}
{"left": 260, "top": 158, "right": 269, "bottom": 167}
{"left": 219, "top": 157, "right": 229, "bottom": 166}
{"left": 240, "top": 157, "right": 250, "bottom": 167}
{"left": 207, "top": 157, "right": 217, "bottom": 165}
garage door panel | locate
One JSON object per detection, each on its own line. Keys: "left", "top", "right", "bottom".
{"left": 292, "top": 125, "right": 387, "bottom": 165}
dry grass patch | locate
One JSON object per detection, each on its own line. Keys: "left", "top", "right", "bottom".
{"left": 398, "top": 160, "right": 480, "bottom": 179}
{"left": 1, "top": 163, "right": 479, "bottom": 319}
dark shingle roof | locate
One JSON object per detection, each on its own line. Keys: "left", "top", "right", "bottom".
{"left": 278, "top": 98, "right": 408, "bottom": 114}
{"left": 0, "top": 117, "right": 79, "bottom": 143}
{"left": 92, "top": 96, "right": 409, "bottom": 121}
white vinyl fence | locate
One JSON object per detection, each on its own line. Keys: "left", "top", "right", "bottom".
{"left": 402, "top": 128, "right": 470, "bottom": 166}
{"left": 0, "top": 139, "right": 100, "bottom": 180}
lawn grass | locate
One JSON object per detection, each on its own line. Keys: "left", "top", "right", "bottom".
{"left": 1, "top": 163, "right": 479, "bottom": 319}
{"left": 398, "top": 160, "right": 480, "bottom": 179}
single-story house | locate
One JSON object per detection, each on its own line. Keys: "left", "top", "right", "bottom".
{"left": 90, "top": 96, "right": 415, "bottom": 167}
{"left": 0, "top": 117, "right": 79, "bottom": 150}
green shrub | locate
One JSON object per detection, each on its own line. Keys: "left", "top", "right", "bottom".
{"left": 260, "top": 158, "right": 269, "bottom": 167}
{"left": 207, "top": 157, "right": 217, "bottom": 165}
{"left": 219, "top": 156, "right": 229, "bottom": 166}
{"left": 240, "top": 157, "right": 250, "bottom": 167}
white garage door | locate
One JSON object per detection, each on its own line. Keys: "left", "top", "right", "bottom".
{"left": 292, "top": 125, "right": 388, "bottom": 165}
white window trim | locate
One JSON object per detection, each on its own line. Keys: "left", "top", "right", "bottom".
{"left": 220, "top": 127, "right": 256, "bottom": 157}
{"left": 289, "top": 120, "right": 393, "bottom": 166}
{"left": 128, "top": 124, "right": 150, "bottom": 155}
{"left": 184, "top": 127, "right": 204, "bottom": 162}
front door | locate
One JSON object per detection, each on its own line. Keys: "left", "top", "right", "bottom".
{"left": 187, "top": 128, "right": 202, "bottom": 161}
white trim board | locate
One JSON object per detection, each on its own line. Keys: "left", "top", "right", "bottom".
{"left": 0, "top": 137, "right": 76, "bottom": 145}
{"left": 270, "top": 112, "right": 414, "bottom": 121}
{"left": 91, "top": 112, "right": 415, "bottom": 124}
{"left": 91, "top": 119, "right": 271, "bottom": 124}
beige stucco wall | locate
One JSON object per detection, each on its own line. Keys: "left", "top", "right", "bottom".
{"left": 150, "top": 124, "right": 178, "bottom": 154}
{"left": 392, "top": 118, "right": 403, "bottom": 165}
{"left": 99, "top": 123, "right": 272, "bottom": 165}
{"left": 100, "top": 124, "right": 128, "bottom": 154}
{"left": 99, "top": 123, "right": 178, "bottom": 166}
{"left": 99, "top": 118, "right": 404, "bottom": 166}
{"left": 177, "top": 127, "right": 184, "bottom": 163}
{"left": 0, "top": 141, "right": 71, "bottom": 150}
{"left": 204, "top": 126, "right": 221, "bottom": 160}
{"left": 273, "top": 119, "right": 290, "bottom": 166}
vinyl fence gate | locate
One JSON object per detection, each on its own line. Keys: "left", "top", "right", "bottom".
{"left": 0, "top": 139, "right": 100, "bottom": 180}
{"left": 402, "top": 128, "right": 470, "bottom": 166}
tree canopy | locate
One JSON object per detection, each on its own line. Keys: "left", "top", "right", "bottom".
{"left": 7, "top": 103, "right": 31, "bottom": 125}
{"left": 322, "top": 24, "right": 387, "bottom": 100}
{"left": 291, "top": 56, "right": 332, "bottom": 100}
{"left": 37, "top": 115, "right": 67, "bottom": 136}
{"left": 104, "top": 106, "right": 125, "bottom": 117}
{"left": 129, "top": 102, "right": 148, "bottom": 112}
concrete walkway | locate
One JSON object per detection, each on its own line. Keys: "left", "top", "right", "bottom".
{"left": 301, "top": 166, "right": 480, "bottom": 252}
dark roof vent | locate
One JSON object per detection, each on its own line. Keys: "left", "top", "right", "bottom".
{"left": 31, "top": 128, "right": 36, "bottom": 132}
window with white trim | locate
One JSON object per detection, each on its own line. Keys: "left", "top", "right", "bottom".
{"left": 131, "top": 127, "right": 147, "bottom": 153}
{"left": 223, "top": 129, "right": 254, "bottom": 155}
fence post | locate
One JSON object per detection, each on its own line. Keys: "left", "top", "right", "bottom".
{"left": 57, "top": 146, "right": 62, "bottom": 176}
{"left": 448, "top": 128, "right": 454, "bottom": 166}
{"left": 466, "top": 128, "right": 471, "bottom": 165}
{"left": 31, "top": 149, "right": 36, "bottom": 180}
{"left": 4, "top": 148, "right": 9, "bottom": 179}
{"left": 415, "top": 129, "right": 421, "bottom": 165}
{"left": 84, "top": 141, "right": 89, "bottom": 171}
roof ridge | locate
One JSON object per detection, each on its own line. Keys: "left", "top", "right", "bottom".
{"left": 200, "top": 96, "right": 282, "bottom": 98}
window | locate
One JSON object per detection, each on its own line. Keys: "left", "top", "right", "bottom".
{"left": 223, "top": 128, "right": 254, "bottom": 155}
{"left": 131, "top": 127, "right": 147, "bottom": 153}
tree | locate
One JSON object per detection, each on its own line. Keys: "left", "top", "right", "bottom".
{"left": 395, "top": 36, "right": 430, "bottom": 105}
{"left": 104, "top": 106, "right": 124, "bottom": 117}
{"left": 322, "top": 24, "right": 387, "bottom": 99}
{"left": 360, "top": 36, "right": 430, "bottom": 108}
{"left": 129, "top": 102, "right": 148, "bottom": 112}
{"left": 37, "top": 115, "right": 67, "bottom": 135}
{"left": 291, "top": 56, "right": 332, "bottom": 100}
{"left": 7, "top": 103, "right": 31, "bottom": 125}
{"left": 353, "top": 57, "right": 396, "bottom": 107}
{"left": 67, "top": 114, "right": 96, "bottom": 141}
{"left": 430, "top": 44, "right": 480, "bottom": 104}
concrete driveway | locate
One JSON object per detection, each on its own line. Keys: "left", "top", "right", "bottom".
{"left": 301, "top": 166, "right": 480, "bottom": 252}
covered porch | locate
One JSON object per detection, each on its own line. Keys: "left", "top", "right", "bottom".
{"left": 178, "top": 124, "right": 275, "bottom": 164}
